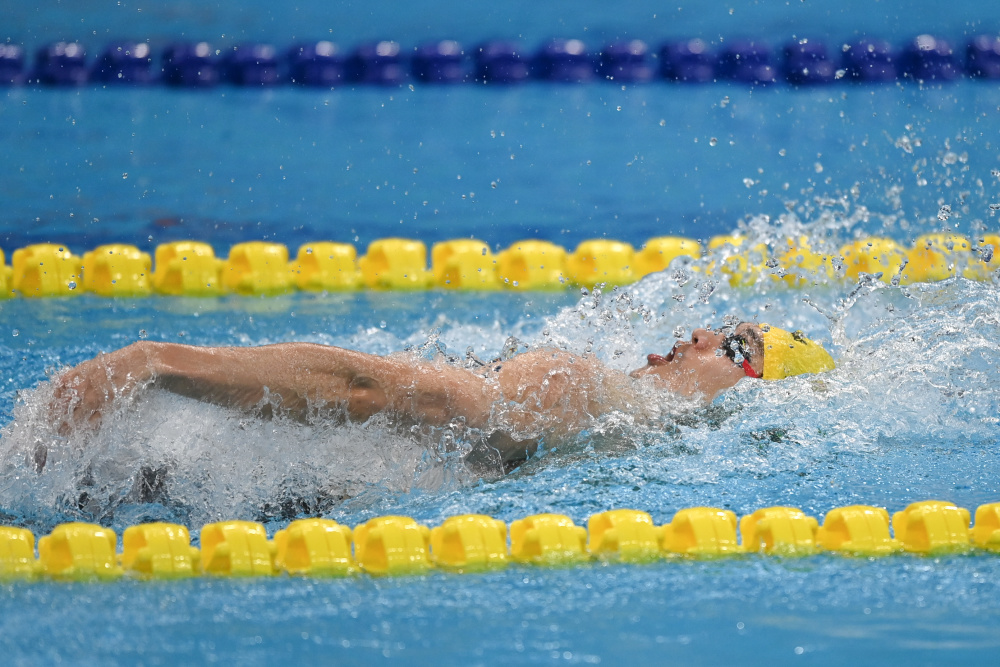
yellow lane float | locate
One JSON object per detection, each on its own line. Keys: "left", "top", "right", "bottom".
{"left": 274, "top": 518, "right": 357, "bottom": 576}
{"left": 430, "top": 514, "right": 508, "bottom": 570}
{"left": 122, "top": 522, "right": 200, "bottom": 578}
{"left": 3, "top": 500, "right": 1000, "bottom": 581}
{"left": 495, "top": 240, "right": 568, "bottom": 289}
{"left": 566, "top": 239, "right": 635, "bottom": 288}
{"left": 739, "top": 506, "right": 819, "bottom": 556}
{"left": 815, "top": 505, "right": 901, "bottom": 556}
{"left": 358, "top": 238, "right": 432, "bottom": 289}
{"left": 353, "top": 516, "right": 431, "bottom": 575}
{"left": 38, "top": 522, "right": 122, "bottom": 580}
{"left": 152, "top": 241, "right": 223, "bottom": 296}
{"left": 0, "top": 234, "right": 994, "bottom": 297}
{"left": 661, "top": 507, "right": 743, "bottom": 557}
{"left": 510, "top": 513, "right": 588, "bottom": 565}
{"left": 83, "top": 244, "right": 152, "bottom": 297}
{"left": 290, "top": 242, "right": 362, "bottom": 291}
{"left": 431, "top": 239, "right": 498, "bottom": 289}
{"left": 221, "top": 241, "right": 294, "bottom": 295}
{"left": 12, "top": 243, "right": 83, "bottom": 297}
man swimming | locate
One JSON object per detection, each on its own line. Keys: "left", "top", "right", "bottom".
{"left": 50, "top": 322, "right": 834, "bottom": 467}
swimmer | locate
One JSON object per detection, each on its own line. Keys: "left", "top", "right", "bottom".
{"left": 49, "top": 322, "right": 834, "bottom": 467}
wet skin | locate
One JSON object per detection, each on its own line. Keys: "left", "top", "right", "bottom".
{"left": 49, "top": 324, "right": 763, "bottom": 462}
{"left": 628, "top": 323, "right": 765, "bottom": 398}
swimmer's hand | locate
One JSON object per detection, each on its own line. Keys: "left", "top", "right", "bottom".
{"left": 50, "top": 341, "right": 156, "bottom": 433}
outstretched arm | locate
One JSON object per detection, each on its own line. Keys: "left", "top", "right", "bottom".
{"left": 51, "top": 341, "right": 496, "bottom": 431}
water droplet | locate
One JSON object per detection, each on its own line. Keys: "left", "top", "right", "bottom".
{"left": 122, "top": 172, "right": 128, "bottom": 179}
{"left": 709, "top": 137, "right": 718, "bottom": 147}
{"left": 11, "top": 329, "right": 19, "bottom": 337}
{"left": 138, "top": 329, "right": 147, "bottom": 339}
{"left": 379, "top": 321, "right": 387, "bottom": 329}
{"left": 937, "top": 204, "right": 952, "bottom": 221}
{"left": 67, "top": 281, "right": 77, "bottom": 290}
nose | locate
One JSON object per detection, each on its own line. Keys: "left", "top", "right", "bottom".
{"left": 690, "top": 328, "right": 722, "bottom": 349}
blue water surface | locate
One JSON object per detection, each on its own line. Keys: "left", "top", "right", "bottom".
{"left": 2, "top": 1, "right": 1000, "bottom": 666}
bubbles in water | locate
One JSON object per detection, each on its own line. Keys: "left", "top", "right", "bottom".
{"left": 709, "top": 137, "right": 718, "bottom": 147}
{"left": 138, "top": 329, "right": 147, "bottom": 339}
{"left": 67, "top": 281, "right": 77, "bottom": 290}
{"left": 11, "top": 330, "right": 18, "bottom": 337}
{"left": 937, "top": 204, "right": 952, "bottom": 221}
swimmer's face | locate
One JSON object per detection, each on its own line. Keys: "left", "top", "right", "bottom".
{"left": 629, "top": 323, "right": 765, "bottom": 399}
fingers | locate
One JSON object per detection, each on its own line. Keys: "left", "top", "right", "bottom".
{"left": 48, "top": 357, "right": 111, "bottom": 434}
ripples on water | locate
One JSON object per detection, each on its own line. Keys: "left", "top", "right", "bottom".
{"left": 0, "top": 211, "right": 998, "bottom": 533}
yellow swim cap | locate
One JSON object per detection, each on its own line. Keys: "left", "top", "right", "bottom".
{"left": 760, "top": 324, "right": 835, "bottom": 380}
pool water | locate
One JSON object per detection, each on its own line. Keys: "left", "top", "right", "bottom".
{"left": 2, "top": 1, "right": 1000, "bottom": 665}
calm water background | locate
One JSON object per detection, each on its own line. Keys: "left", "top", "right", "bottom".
{"left": 2, "top": 1, "right": 1000, "bottom": 665}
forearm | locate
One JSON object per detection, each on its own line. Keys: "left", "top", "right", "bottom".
{"left": 147, "top": 341, "right": 391, "bottom": 418}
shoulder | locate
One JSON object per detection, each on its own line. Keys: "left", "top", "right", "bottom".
{"left": 497, "top": 348, "right": 610, "bottom": 395}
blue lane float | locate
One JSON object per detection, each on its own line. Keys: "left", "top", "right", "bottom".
{"left": 2, "top": 34, "right": 1000, "bottom": 88}
{"left": 223, "top": 43, "right": 281, "bottom": 86}
{"left": 782, "top": 40, "right": 837, "bottom": 85}
{"left": 31, "top": 41, "right": 89, "bottom": 86}
{"left": 900, "top": 35, "right": 962, "bottom": 82}
{"left": 0, "top": 43, "right": 25, "bottom": 84}
{"left": 91, "top": 41, "right": 156, "bottom": 84}
{"left": 349, "top": 40, "right": 407, "bottom": 85}
{"left": 287, "top": 41, "right": 347, "bottom": 86}
{"left": 412, "top": 40, "right": 465, "bottom": 83}
{"left": 474, "top": 40, "right": 530, "bottom": 83}
{"left": 598, "top": 39, "right": 655, "bottom": 83}
{"left": 162, "top": 42, "right": 220, "bottom": 87}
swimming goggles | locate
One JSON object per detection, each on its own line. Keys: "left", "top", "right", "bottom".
{"left": 723, "top": 333, "right": 760, "bottom": 379}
